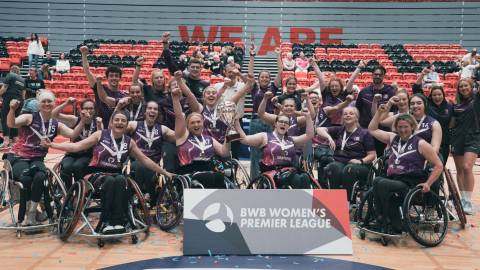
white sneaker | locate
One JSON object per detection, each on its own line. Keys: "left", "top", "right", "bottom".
{"left": 102, "top": 225, "right": 115, "bottom": 234}
{"left": 463, "top": 201, "right": 474, "bottom": 215}
{"left": 114, "top": 225, "right": 125, "bottom": 231}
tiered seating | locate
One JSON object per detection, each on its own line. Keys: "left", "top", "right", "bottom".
{"left": 404, "top": 44, "right": 467, "bottom": 62}
{"left": 0, "top": 36, "right": 49, "bottom": 72}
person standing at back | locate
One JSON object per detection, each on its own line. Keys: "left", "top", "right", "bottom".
{"left": 0, "top": 65, "right": 25, "bottom": 148}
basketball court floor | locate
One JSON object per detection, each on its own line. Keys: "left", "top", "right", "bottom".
{"left": 0, "top": 150, "right": 479, "bottom": 270}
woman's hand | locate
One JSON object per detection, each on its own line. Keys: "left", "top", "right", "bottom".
{"left": 327, "top": 136, "right": 336, "bottom": 151}
{"left": 349, "top": 159, "right": 362, "bottom": 164}
{"left": 264, "top": 91, "right": 274, "bottom": 100}
{"left": 418, "top": 182, "right": 431, "bottom": 193}
{"left": 9, "top": 99, "right": 20, "bottom": 110}
{"left": 40, "top": 137, "right": 52, "bottom": 148}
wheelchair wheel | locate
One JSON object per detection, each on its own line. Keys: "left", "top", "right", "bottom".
{"left": 127, "top": 177, "right": 151, "bottom": 231}
{"left": 47, "top": 167, "right": 67, "bottom": 220}
{"left": 247, "top": 175, "right": 274, "bottom": 189}
{"left": 444, "top": 169, "right": 467, "bottom": 229}
{"left": 0, "top": 169, "right": 7, "bottom": 207}
{"left": 229, "top": 159, "right": 250, "bottom": 189}
{"left": 403, "top": 187, "right": 448, "bottom": 247}
{"left": 355, "top": 189, "right": 376, "bottom": 226}
{"left": 366, "top": 157, "right": 385, "bottom": 186}
{"left": 58, "top": 180, "right": 86, "bottom": 241}
{"left": 156, "top": 181, "right": 182, "bottom": 231}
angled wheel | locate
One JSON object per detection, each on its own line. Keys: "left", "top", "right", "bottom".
{"left": 155, "top": 181, "right": 182, "bottom": 231}
{"left": 247, "top": 175, "right": 274, "bottom": 189}
{"left": 47, "top": 167, "right": 67, "bottom": 221}
{"left": 229, "top": 159, "right": 250, "bottom": 189}
{"left": 403, "top": 187, "right": 448, "bottom": 247}
{"left": 127, "top": 177, "right": 151, "bottom": 232}
{"left": 58, "top": 180, "right": 85, "bottom": 241}
{"left": 444, "top": 169, "right": 467, "bottom": 228}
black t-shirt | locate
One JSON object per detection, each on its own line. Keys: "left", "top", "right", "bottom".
{"left": 3, "top": 72, "right": 25, "bottom": 98}
{"left": 210, "top": 61, "right": 224, "bottom": 75}
{"left": 25, "top": 78, "right": 45, "bottom": 99}
{"left": 277, "top": 92, "right": 303, "bottom": 111}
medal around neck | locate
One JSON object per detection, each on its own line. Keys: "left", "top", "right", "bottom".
{"left": 219, "top": 101, "right": 241, "bottom": 142}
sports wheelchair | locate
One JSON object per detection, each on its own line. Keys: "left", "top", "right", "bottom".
{"left": 247, "top": 162, "right": 321, "bottom": 189}
{"left": 57, "top": 169, "right": 150, "bottom": 247}
{"left": 155, "top": 158, "right": 248, "bottom": 231}
{"left": 0, "top": 158, "right": 66, "bottom": 238}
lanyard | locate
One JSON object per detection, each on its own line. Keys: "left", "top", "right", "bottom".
{"left": 31, "top": 113, "right": 52, "bottom": 139}
{"left": 110, "top": 131, "right": 126, "bottom": 163}
{"left": 204, "top": 106, "right": 218, "bottom": 128}
{"left": 273, "top": 131, "right": 288, "bottom": 151}
{"left": 191, "top": 135, "right": 209, "bottom": 156}
{"left": 341, "top": 128, "right": 357, "bottom": 151}
{"left": 130, "top": 103, "right": 143, "bottom": 121}
{"left": 143, "top": 121, "right": 158, "bottom": 148}
{"left": 82, "top": 120, "right": 95, "bottom": 138}
{"left": 417, "top": 116, "right": 426, "bottom": 128}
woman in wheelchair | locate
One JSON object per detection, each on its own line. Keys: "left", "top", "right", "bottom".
{"left": 236, "top": 109, "right": 314, "bottom": 189}
{"left": 410, "top": 94, "right": 442, "bottom": 154}
{"left": 315, "top": 107, "right": 376, "bottom": 196}
{"left": 368, "top": 104, "right": 443, "bottom": 233}
{"left": 43, "top": 110, "right": 174, "bottom": 233}
{"left": 378, "top": 89, "right": 410, "bottom": 129}
{"left": 52, "top": 97, "right": 102, "bottom": 187}
{"left": 171, "top": 85, "right": 232, "bottom": 188}
{"left": 310, "top": 91, "right": 355, "bottom": 183}
{"left": 126, "top": 100, "right": 176, "bottom": 201}
{"left": 4, "top": 91, "right": 85, "bottom": 226}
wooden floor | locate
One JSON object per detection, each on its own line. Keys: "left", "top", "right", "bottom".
{"left": 1, "top": 154, "right": 479, "bottom": 270}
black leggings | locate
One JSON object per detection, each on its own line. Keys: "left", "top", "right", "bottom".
{"left": 1, "top": 96, "right": 21, "bottom": 138}
{"left": 6, "top": 155, "right": 47, "bottom": 203}
{"left": 91, "top": 173, "right": 129, "bottom": 226}
{"left": 313, "top": 145, "right": 334, "bottom": 185}
{"left": 60, "top": 154, "right": 91, "bottom": 188}
{"left": 275, "top": 170, "right": 311, "bottom": 189}
{"left": 177, "top": 161, "right": 227, "bottom": 188}
{"left": 324, "top": 161, "right": 370, "bottom": 199}
{"left": 130, "top": 160, "right": 156, "bottom": 195}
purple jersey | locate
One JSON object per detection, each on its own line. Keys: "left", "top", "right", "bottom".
{"left": 313, "top": 107, "right": 331, "bottom": 147}
{"left": 251, "top": 82, "right": 279, "bottom": 114}
{"left": 322, "top": 91, "right": 346, "bottom": 125}
{"left": 287, "top": 116, "right": 301, "bottom": 137}
{"left": 177, "top": 134, "right": 215, "bottom": 166}
{"left": 132, "top": 121, "right": 163, "bottom": 163}
{"left": 89, "top": 129, "right": 131, "bottom": 170}
{"left": 414, "top": 115, "right": 435, "bottom": 144}
{"left": 68, "top": 118, "right": 97, "bottom": 155}
{"left": 356, "top": 84, "right": 396, "bottom": 128}
{"left": 327, "top": 126, "right": 375, "bottom": 163}
{"left": 387, "top": 135, "right": 426, "bottom": 177}
{"left": 125, "top": 103, "right": 145, "bottom": 122}
{"left": 11, "top": 112, "right": 58, "bottom": 159}
{"left": 157, "top": 95, "right": 191, "bottom": 130}
{"left": 261, "top": 132, "right": 296, "bottom": 167}
{"left": 93, "top": 84, "right": 126, "bottom": 128}
{"left": 202, "top": 106, "right": 228, "bottom": 143}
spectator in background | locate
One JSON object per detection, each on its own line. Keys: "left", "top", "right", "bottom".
{"left": 55, "top": 52, "right": 70, "bottom": 74}
{"left": 27, "top": 33, "right": 44, "bottom": 69}
{"left": 295, "top": 51, "right": 309, "bottom": 72}
{"left": 38, "top": 64, "right": 52, "bottom": 81}
{"left": 283, "top": 52, "right": 296, "bottom": 71}
{"left": 462, "top": 48, "right": 478, "bottom": 66}
{"left": 42, "top": 51, "right": 56, "bottom": 72}
{"left": 209, "top": 53, "right": 224, "bottom": 76}
{"left": 423, "top": 65, "right": 441, "bottom": 87}
{"left": 24, "top": 68, "right": 45, "bottom": 99}
{"left": 226, "top": 56, "right": 241, "bottom": 71}
{"left": 460, "top": 59, "right": 480, "bottom": 80}
{"left": 0, "top": 65, "right": 25, "bottom": 148}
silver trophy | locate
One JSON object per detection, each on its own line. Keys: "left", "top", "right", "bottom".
{"left": 219, "top": 100, "right": 240, "bottom": 142}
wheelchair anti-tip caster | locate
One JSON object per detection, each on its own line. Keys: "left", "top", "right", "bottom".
{"left": 359, "top": 230, "right": 366, "bottom": 240}
{"left": 97, "top": 239, "right": 105, "bottom": 248}
{"left": 131, "top": 235, "right": 138, "bottom": 244}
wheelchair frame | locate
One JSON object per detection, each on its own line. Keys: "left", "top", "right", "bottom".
{"left": 0, "top": 159, "right": 67, "bottom": 237}
{"left": 57, "top": 173, "right": 150, "bottom": 247}
{"left": 247, "top": 166, "right": 321, "bottom": 189}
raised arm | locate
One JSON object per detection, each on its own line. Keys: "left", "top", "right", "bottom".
{"left": 132, "top": 56, "right": 144, "bottom": 85}
{"left": 161, "top": 32, "right": 179, "bottom": 74}
{"left": 323, "top": 95, "right": 354, "bottom": 118}
{"left": 235, "top": 119, "right": 267, "bottom": 148}
{"left": 161, "top": 125, "right": 176, "bottom": 143}
{"left": 413, "top": 68, "right": 428, "bottom": 95}
{"left": 230, "top": 74, "right": 254, "bottom": 105}
{"left": 7, "top": 100, "right": 32, "bottom": 128}
{"left": 174, "top": 70, "right": 201, "bottom": 113}
{"left": 171, "top": 87, "right": 188, "bottom": 143}
{"left": 258, "top": 91, "right": 277, "bottom": 125}
{"left": 96, "top": 77, "right": 116, "bottom": 108}
{"left": 129, "top": 140, "right": 174, "bottom": 179}
{"left": 310, "top": 57, "right": 327, "bottom": 92}
{"left": 79, "top": 46, "right": 96, "bottom": 87}
{"left": 431, "top": 121, "right": 442, "bottom": 154}
{"left": 345, "top": 60, "right": 365, "bottom": 93}
{"left": 273, "top": 47, "right": 283, "bottom": 88}
{"left": 52, "top": 97, "right": 78, "bottom": 127}
{"left": 292, "top": 111, "right": 314, "bottom": 147}
{"left": 368, "top": 102, "right": 396, "bottom": 144}
{"left": 315, "top": 127, "right": 336, "bottom": 151}
{"left": 212, "top": 138, "right": 231, "bottom": 158}
{"left": 47, "top": 130, "right": 101, "bottom": 153}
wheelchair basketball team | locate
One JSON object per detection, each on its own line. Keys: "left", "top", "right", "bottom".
{"left": 0, "top": 33, "right": 476, "bottom": 247}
